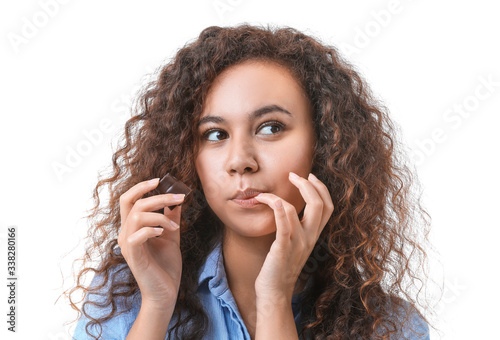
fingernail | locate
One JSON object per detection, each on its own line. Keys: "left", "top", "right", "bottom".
{"left": 148, "top": 178, "right": 159, "bottom": 185}
{"left": 173, "top": 194, "right": 185, "bottom": 200}
{"left": 308, "top": 173, "right": 319, "bottom": 181}
{"left": 289, "top": 172, "right": 299, "bottom": 179}
{"left": 170, "top": 220, "right": 180, "bottom": 229}
{"left": 154, "top": 227, "right": 163, "bottom": 237}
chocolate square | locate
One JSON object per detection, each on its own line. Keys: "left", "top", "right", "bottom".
{"left": 158, "top": 173, "right": 192, "bottom": 210}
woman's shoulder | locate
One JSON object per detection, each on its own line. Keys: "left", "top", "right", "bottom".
{"left": 384, "top": 298, "right": 430, "bottom": 340}
{"left": 72, "top": 263, "right": 141, "bottom": 340}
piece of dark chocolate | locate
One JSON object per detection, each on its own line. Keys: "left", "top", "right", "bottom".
{"left": 158, "top": 173, "right": 192, "bottom": 210}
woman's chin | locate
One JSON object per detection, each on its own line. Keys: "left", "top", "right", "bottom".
{"left": 222, "top": 217, "right": 277, "bottom": 239}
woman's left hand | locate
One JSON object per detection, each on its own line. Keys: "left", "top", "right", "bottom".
{"left": 253, "top": 172, "right": 334, "bottom": 302}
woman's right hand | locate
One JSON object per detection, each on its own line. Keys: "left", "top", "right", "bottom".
{"left": 118, "top": 178, "right": 185, "bottom": 312}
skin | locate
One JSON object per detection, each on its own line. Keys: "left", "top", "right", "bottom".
{"left": 118, "top": 60, "right": 334, "bottom": 340}
{"left": 118, "top": 179, "right": 185, "bottom": 340}
{"left": 195, "top": 60, "right": 335, "bottom": 339}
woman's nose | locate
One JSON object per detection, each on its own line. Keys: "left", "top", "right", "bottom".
{"left": 225, "top": 138, "right": 259, "bottom": 175}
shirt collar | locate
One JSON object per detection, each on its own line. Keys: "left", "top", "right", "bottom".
{"left": 197, "top": 241, "right": 226, "bottom": 295}
{"left": 197, "top": 241, "right": 314, "bottom": 301}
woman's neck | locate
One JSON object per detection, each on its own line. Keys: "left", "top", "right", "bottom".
{"left": 222, "top": 229, "right": 275, "bottom": 295}
{"left": 222, "top": 229, "right": 308, "bottom": 297}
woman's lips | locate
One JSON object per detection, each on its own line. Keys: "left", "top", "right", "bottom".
{"left": 231, "top": 189, "right": 264, "bottom": 208}
{"left": 231, "top": 197, "right": 262, "bottom": 208}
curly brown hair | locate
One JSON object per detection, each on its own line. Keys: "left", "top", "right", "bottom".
{"left": 66, "top": 24, "right": 435, "bottom": 339}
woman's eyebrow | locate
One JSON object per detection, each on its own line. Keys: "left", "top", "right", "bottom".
{"left": 198, "top": 104, "right": 292, "bottom": 127}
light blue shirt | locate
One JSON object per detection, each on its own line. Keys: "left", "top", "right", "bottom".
{"left": 73, "top": 242, "right": 430, "bottom": 339}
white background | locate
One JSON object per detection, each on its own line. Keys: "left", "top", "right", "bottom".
{"left": 1, "top": 0, "right": 499, "bottom": 339}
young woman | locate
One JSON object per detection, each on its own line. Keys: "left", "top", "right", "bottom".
{"left": 69, "top": 24, "right": 432, "bottom": 339}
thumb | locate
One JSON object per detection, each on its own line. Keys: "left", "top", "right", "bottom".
{"left": 164, "top": 204, "right": 182, "bottom": 226}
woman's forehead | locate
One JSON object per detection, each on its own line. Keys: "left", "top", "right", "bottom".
{"left": 200, "top": 60, "right": 312, "bottom": 120}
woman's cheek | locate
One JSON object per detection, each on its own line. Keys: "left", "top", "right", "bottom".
{"left": 196, "top": 156, "right": 228, "bottom": 204}
{"left": 202, "top": 179, "right": 223, "bottom": 201}
{"left": 276, "top": 152, "right": 313, "bottom": 209}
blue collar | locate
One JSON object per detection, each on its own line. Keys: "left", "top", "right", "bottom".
{"left": 197, "top": 241, "right": 228, "bottom": 296}
{"left": 198, "top": 242, "right": 226, "bottom": 286}
{"left": 197, "top": 241, "right": 312, "bottom": 301}
{"left": 196, "top": 241, "right": 312, "bottom": 337}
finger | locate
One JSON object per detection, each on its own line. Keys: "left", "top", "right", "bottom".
{"left": 307, "top": 173, "right": 335, "bottom": 231}
{"left": 253, "top": 193, "right": 294, "bottom": 244}
{"left": 131, "top": 194, "right": 186, "bottom": 214}
{"left": 125, "top": 227, "right": 164, "bottom": 264}
{"left": 164, "top": 204, "right": 182, "bottom": 227}
{"left": 120, "top": 178, "right": 160, "bottom": 224}
{"left": 124, "top": 211, "right": 180, "bottom": 236}
{"left": 288, "top": 172, "right": 323, "bottom": 231}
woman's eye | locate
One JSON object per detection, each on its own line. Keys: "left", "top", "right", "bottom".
{"left": 258, "top": 122, "right": 284, "bottom": 135}
{"left": 204, "top": 129, "right": 228, "bottom": 141}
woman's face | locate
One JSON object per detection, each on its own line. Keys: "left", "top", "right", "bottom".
{"left": 195, "top": 60, "right": 316, "bottom": 237}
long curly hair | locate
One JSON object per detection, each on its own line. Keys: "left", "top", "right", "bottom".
{"left": 66, "top": 24, "right": 435, "bottom": 339}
